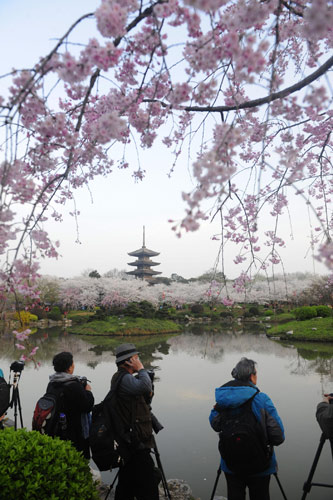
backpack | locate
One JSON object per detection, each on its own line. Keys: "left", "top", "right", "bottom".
{"left": 89, "top": 371, "right": 126, "bottom": 471}
{"left": 213, "top": 390, "right": 271, "bottom": 475}
{"left": 32, "top": 382, "right": 70, "bottom": 438}
{"left": 0, "top": 376, "right": 10, "bottom": 416}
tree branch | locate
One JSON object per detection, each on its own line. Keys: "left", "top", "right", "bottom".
{"left": 184, "top": 55, "right": 333, "bottom": 113}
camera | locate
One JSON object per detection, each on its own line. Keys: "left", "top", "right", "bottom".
{"left": 10, "top": 361, "right": 25, "bottom": 373}
{"left": 147, "top": 369, "right": 155, "bottom": 383}
{"left": 78, "top": 376, "right": 90, "bottom": 388}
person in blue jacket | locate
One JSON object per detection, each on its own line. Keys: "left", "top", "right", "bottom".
{"left": 209, "top": 357, "right": 285, "bottom": 500}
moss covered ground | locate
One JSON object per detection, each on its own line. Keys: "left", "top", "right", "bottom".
{"left": 266, "top": 316, "right": 333, "bottom": 341}
{"left": 69, "top": 316, "right": 182, "bottom": 336}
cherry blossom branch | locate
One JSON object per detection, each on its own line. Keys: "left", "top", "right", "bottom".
{"left": 184, "top": 55, "right": 333, "bottom": 113}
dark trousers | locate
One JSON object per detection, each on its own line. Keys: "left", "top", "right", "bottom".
{"left": 115, "top": 449, "right": 159, "bottom": 500}
{"left": 225, "top": 472, "right": 271, "bottom": 500}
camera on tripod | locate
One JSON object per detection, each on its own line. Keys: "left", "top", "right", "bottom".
{"left": 10, "top": 361, "right": 25, "bottom": 373}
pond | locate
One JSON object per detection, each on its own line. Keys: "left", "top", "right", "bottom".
{"left": 1, "top": 325, "right": 333, "bottom": 499}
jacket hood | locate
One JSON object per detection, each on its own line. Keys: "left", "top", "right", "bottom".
{"left": 49, "top": 372, "right": 78, "bottom": 384}
{"left": 215, "top": 383, "right": 258, "bottom": 409}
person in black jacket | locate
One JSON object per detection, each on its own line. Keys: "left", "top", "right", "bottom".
{"left": 316, "top": 393, "right": 333, "bottom": 439}
{"left": 48, "top": 351, "right": 94, "bottom": 458}
{"left": 109, "top": 343, "right": 159, "bottom": 500}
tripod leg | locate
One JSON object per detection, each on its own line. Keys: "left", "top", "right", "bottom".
{"left": 152, "top": 441, "right": 171, "bottom": 500}
{"left": 301, "top": 434, "right": 326, "bottom": 500}
{"left": 273, "top": 473, "right": 288, "bottom": 500}
{"left": 210, "top": 465, "right": 221, "bottom": 500}
{"left": 105, "top": 469, "right": 120, "bottom": 500}
{"left": 16, "top": 388, "right": 23, "bottom": 428}
{"left": 155, "top": 451, "right": 171, "bottom": 499}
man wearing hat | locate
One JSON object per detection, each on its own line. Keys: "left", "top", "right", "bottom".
{"left": 110, "top": 343, "right": 159, "bottom": 500}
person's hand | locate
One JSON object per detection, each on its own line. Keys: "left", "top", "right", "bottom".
{"left": 85, "top": 383, "right": 92, "bottom": 391}
{"left": 127, "top": 356, "right": 144, "bottom": 372}
{"left": 323, "top": 393, "right": 333, "bottom": 404}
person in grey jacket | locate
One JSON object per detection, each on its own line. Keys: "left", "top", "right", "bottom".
{"left": 209, "top": 357, "right": 285, "bottom": 500}
{"left": 110, "top": 343, "right": 159, "bottom": 500}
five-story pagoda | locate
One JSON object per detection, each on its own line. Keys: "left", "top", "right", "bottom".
{"left": 126, "top": 227, "right": 161, "bottom": 283}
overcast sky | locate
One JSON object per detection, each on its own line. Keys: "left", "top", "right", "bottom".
{"left": 0, "top": 0, "right": 328, "bottom": 279}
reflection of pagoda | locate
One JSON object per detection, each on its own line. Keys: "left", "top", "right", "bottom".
{"left": 126, "top": 227, "right": 162, "bottom": 283}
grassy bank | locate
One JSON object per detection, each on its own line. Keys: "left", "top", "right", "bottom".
{"left": 266, "top": 316, "right": 333, "bottom": 341}
{"left": 69, "top": 316, "right": 182, "bottom": 336}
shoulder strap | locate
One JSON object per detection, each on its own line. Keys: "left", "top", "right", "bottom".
{"left": 105, "top": 370, "right": 127, "bottom": 402}
{"left": 242, "top": 388, "right": 260, "bottom": 407}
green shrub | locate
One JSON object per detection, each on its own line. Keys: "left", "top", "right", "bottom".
{"left": 248, "top": 306, "right": 259, "bottom": 316}
{"left": 190, "top": 303, "right": 204, "bottom": 314}
{"left": 315, "top": 305, "right": 331, "bottom": 318}
{"left": 0, "top": 428, "right": 99, "bottom": 499}
{"left": 29, "top": 306, "right": 48, "bottom": 319}
{"left": 91, "top": 308, "right": 108, "bottom": 321}
{"left": 243, "top": 311, "right": 252, "bottom": 319}
{"left": 72, "top": 314, "right": 92, "bottom": 324}
{"left": 276, "top": 308, "right": 284, "bottom": 314}
{"left": 107, "top": 305, "right": 126, "bottom": 316}
{"left": 138, "top": 300, "right": 156, "bottom": 318}
{"left": 264, "top": 309, "right": 274, "bottom": 316}
{"left": 294, "top": 306, "right": 318, "bottom": 321}
{"left": 47, "top": 306, "right": 62, "bottom": 321}
{"left": 125, "top": 302, "right": 143, "bottom": 317}
{"left": 220, "top": 310, "right": 234, "bottom": 318}
{"left": 156, "top": 303, "right": 170, "bottom": 319}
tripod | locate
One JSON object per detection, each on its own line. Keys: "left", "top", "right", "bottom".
{"left": 209, "top": 464, "right": 288, "bottom": 500}
{"left": 9, "top": 370, "right": 24, "bottom": 430}
{"left": 301, "top": 433, "right": 333, "bottom": 499}
{"left": 104, "top": 440, "right": 171, "bottom": 500}
{"left": 152, "top": 438, "right": 172, "bottom": 500}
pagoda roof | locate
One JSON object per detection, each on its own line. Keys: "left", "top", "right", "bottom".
{"left": 126, "top": 268, "right": 162, "bottom": 276}
{"left": 128, "top": 246, "right": 160, "bottom": 257}
{"left": 127, "top": 259, "right": 160, "bottom": 267}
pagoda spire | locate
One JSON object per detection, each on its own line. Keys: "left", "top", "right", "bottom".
{"left": 143, "top": 225, "right": 146, "bottom": 247}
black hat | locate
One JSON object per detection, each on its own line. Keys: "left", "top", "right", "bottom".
{"left": 115, "top": 343, "right": 139, "bottom": 363}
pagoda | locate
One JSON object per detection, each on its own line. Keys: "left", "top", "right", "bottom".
{"left": 126, "top": 227, "right": 162, "bottom": 283}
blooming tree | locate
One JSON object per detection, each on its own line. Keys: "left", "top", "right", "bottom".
{"left": 1, "top": 0, "right": 333, "bottom": 310}
{"left": 53, "top": 272, "right": 314, "bottom": 307}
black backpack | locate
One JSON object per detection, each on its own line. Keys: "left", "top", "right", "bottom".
{"left": 212, "top": 390, "right": 271, "bottom": 475}
{"left": 32, "top": 382, "right": 70, "bottom": 438}
{"left": 89, "top": 371, "right": 126, "bottom": 471}
{"left": 0, "top": 376, "right": 10, "bottom": 417}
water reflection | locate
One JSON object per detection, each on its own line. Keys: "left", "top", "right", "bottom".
{"left": 1, "top": 327, "right": 333, "bottom": 499}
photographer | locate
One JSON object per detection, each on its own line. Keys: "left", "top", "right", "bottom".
{"left": 107, "top": 343, "right": 159, "bottom": 500}
{"left": 209, "top": 357, "right": 284, "bottom": 500}
{"left": 316, "top": 393, "right": 333, "bottom": 439}
{"left": 48, "top": 351, "right": 94, "bottom": 458}
{"left": 0, "top": 368, "right": 6, "bottom": 429}
{"left": 0, "top": 367, "right": 14, "bottom": 430}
